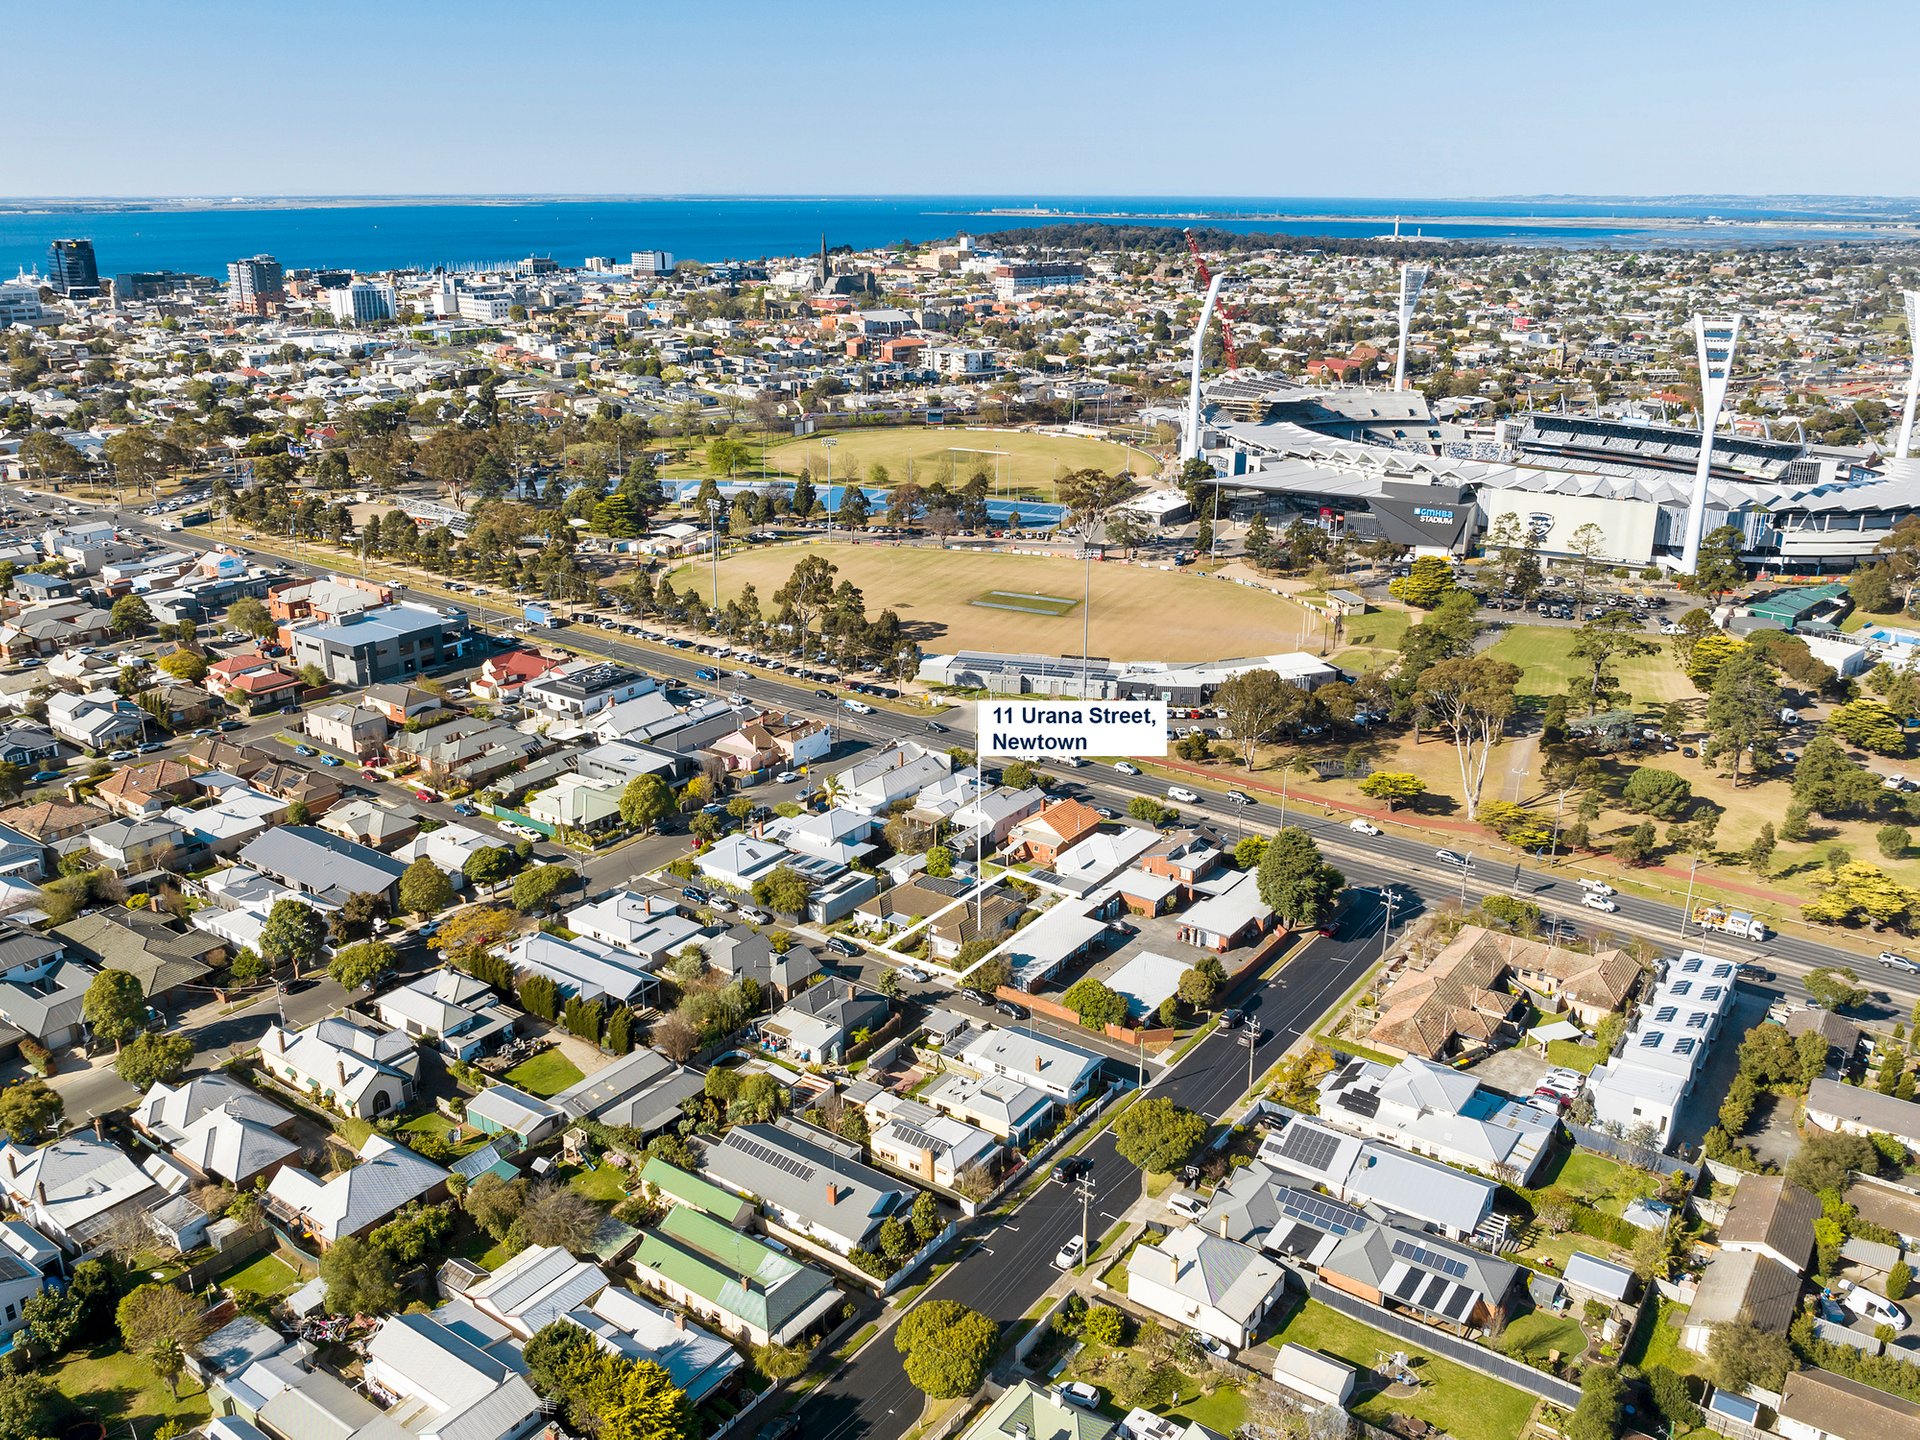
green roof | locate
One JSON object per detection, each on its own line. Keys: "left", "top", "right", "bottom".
{"left": 1747, "top": 582, "right": 1850, "bottom": 625}
{"left": 966, "top": 1381, "right": 1116, "bottom": 1440}
{"left": 641, "top": 1156, "right": 754, "bottom": 1224}
{"left": 630, "top": 1204, "right": 834, "bottom": 1337}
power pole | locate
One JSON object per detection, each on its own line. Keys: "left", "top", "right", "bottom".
{"left": 1075, "top": 1171, "right": 1096, "bottom": 1267}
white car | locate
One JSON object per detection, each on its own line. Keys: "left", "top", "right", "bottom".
{"left": 1190, "top": 1331, "right": 1230, "bottom": 1358}
{"left": 774, "top": 770, "right": 800, "bottom": 784}
{"left": 897, "top": 965, "right": 929, "bottom": 984}
{"left": 1054, "top": 1235, "right": 1086, "bottom": 1270}
{"left": 726, "top": 693, "right": 749, "bottom": 707}
{"left": 1349, "top": 819, "right": 1381, "bottom": 836}
{"left": 1166, "top": 1191, "right": 1208, "bottom": 1220}
{"left": 1578, "top": 878, "right": 1616, "bottom": 897}
{"left": 1880, "top": 952, "right": 1920, "bottom": 973}
{"left": 1114, "top": 761, "right": 1141, "bottom": 776}
{"left": 1058, "top": 1383, "right": 1100, "bottom": 1410}
{"left": 1844, "top": 1286, "right": 1911, "bottom": 1331}
{"left": 1544, "top": 1069, "right": 1585, "bottom": 1095}
{"left": 1166, "top": 785, "right": 1200, "bottom": 804}
{"left": 1582, "top": 894, "right": 1619, "bottom": 913}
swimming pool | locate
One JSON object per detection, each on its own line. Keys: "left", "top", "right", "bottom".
{"left": 1863, "top": 626, "right": 1920, "bottom": 648}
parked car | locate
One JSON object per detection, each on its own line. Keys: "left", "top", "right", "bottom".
{"left": 775, "top": 770, "right": 800, "bottom": 784}
{"left": 293, "top": 744, "right": 316, "bottom": 756}
{"left": 1057, "top": 1383, "right": 1100, "bottom": 1409}
{"left": 1052, "top": 1155, "right": 1091, "bottom": 1185}
{"left": 995, "top": 1000, "right": 1027, "bottom": 1020}
{"left": 452, "top": 803, "right": 477, "bottom": 816}
{"left": 1053, "top": 1235, "right": 1086, "bottom": 1270}
{"left": 680, "top": 885, "right": 710, "bottom": 904}
{"left": 1166, "top": 1191, "right": 1208, "bottom": 1221}
{"left": 320, "top": 754, "right": 343, "bottom": 767}
{"left": 825, "top": 936, "right": 863, "bottom": 958}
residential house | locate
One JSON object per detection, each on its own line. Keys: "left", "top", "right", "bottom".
{"left": 959, "top": 1382, "right": 1113, "bottom": 1440}
{"left": 1127, "top": 1226, "right": 1287, "bottom": 1350}
{"left": 394, "top": 822, "right": 503, "bottom": 883}
{"left": 524, "top": 662, "right": 655, "bottom": 721}
{"left": 1679, "top": 1248, "right": 1803, "bottom": 1354}
{"left": 1048, "top": 825, "right": 1163, "bottom": 896}
{"left": 46, "top": 689, "right": 144, "bottom": 750}
{"left": 526, "top": 773, "right": 625, "bottom": 834}
{"left": 465, "top": 1084, "right": 566, "bottom": 1147}
{"left": 1777, "top": 1368, "right": 1920, "bottom": 1440}
{"left": 703, "top": 928, "right": 820, "bottom": 1000}
{"left": 319, "top": 798, "right": 421, "bottom": 852}
{"left": 364, "top": 683, "right": 443, "bottom": 725}
{"left": 472, "top": 649, "right": 564, "bottom": 703}
{"left": 627, "top": 1202, "right": 840, "bottom": 1346}
{"left": 1316, "top": 1213, "right": 1522, "bottom": 1335}
{"left": 94, "top": 759, "right": 199, "bottom": 817}
{"left": 928, "top": 894, "right": 1024, "bottom": 962}
{"left": 0, "top": 1249, "right": 45, "bottom": 1340}
{"left": 1495, "top": 929, "right": 1642, "bottom": 1026}
{"left": 0, "top": 726, "right": 59, "bottom": 769}
{"left": 259, "top": 1015, "right": 417, "bottom": 1119}
{"left": 702, "top": 1120, "right": 914, "bottom": 1256}
{"left": 458, "top": 1244, "right": 741, "bottom": 1402}
{"left": 829, "top": 742, "right": 951, "bottom": 817}
{"left": 1588, "top": 950, "right": 1739, "bottom": 1148}
{"left": 133, "top": 1075, "right": 302, "bottom": 1188}
{"left": 921, "top": 1071, "right": 1056, "bottom": 1144}
{"left": 236, "top": 826, "right": 408, "bottom": 907}
{"left": 0, "top": 1131, "right": 164, "bottom": 1250}
{"left": 361, "top": 1311, "right": 544, "bottom": 1440}
{"left": 706, "top": 713, "right": 831, "bottom": 778}
{"left": 760, "top": 807, "right": 878, "bottom": 867}
{"left": 854, "top": 875, "right": 970, "bottom": 935}
{"left": 1805, "top": 1077, "right": 1920, "bottom": 1152}
{"left": 1256, "top": 1119, "right": 1497, "bottom": 1241}
{"left": 573, "top": 738, "right": 680, "bottom": 787}
{"left": 388, "top": 718, "right": 545, "bottom": 788}
{"left": 164, "top": 786, "right": 288, "bottom": 856}
{"left": 566, "top": 889, "right": 707, "bottom": 962}
{"left": 0, "top": 939, "right": 94, "bottom": 1049}
{"left": 1363, "top": 925, "right": 1530, "bottom": 1061}
{"left": 265, "top": 1133, "right": 449, "bottom": 1247}
{"left": 0, "top": 799, "right": 96, "bottom": 845}
{"left": 374, "top": 970, "right": 517, "bottom": 1062}
{"left": 0, "top": 603, "right": 112, "bottom": 659}
{"left": 286, "top": 602, "right": 469, "bottom": 687}
{"left": 212, "top": 661, "right": 302, "bottom": 714}
{"left": 953, "top": 1025, "right": 1105, "bottom": 1103}
{"left": 301, "top": 702, "right": 390, "bottom": 759}
{"left": 553, "top": 1046, "right": 704, "bottom": 1135}
{"left": 87, "top": 815, "right": 187, "bottom": 872}
{"left": 1719, "top": 1175, "right": 1821, "bottom": 1274}
{"left": 1006, "top": 798, "right": 1104, "bottom": 867}
{"left": 1316, "top": 1056, "right": 1556, "bottom": 1185}
{"left": 640, "top": 1158, "right": 757, "bottom": 1228}
{"left": 859, "top": 1089, "right": 999, "bottom": 1189}
{"left": 500, "top": 931, "right": 662, "bottom": 1009}
{"left": 1137, "top": 830, "right": 1223, "bottom": 893}
{"left": 246, "top": 761, "right": 345, "bottom": 817}
{"left": 759, "top": 977, "right": 889, "bottom": 1064}
{"left": 53, "top": 909, "right": 221, "bottom": 1008}
{"left": 181, "top": 737, "right": 273, "bottom": 779}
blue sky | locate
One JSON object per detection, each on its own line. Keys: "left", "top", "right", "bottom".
{"left": 10, "top": 0, "right": 1918, "bottom": 198}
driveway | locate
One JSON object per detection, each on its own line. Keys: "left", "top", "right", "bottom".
{"left": 1466, "top": 1045, "right": 1555, "bottom": 1101}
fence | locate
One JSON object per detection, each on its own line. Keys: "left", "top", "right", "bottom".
{"left": 987, "top": 1081, "right": 1134, "bottom": 1207}
{"left": 1562, "top": 1121, "right": 1699, "bottom": 1184}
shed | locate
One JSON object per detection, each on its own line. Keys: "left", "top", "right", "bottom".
{"left": 1562, "top": 1251, "right": 1636, "bottom": 1304}
{"left": 1271, "top": 1343, "right": 1356, "bottom": 1408}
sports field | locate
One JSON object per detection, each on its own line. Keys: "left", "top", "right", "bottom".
{"left": 762, "top": 426, "right": 1156, "bottom": 496}
{"left": 669, "top": 543, "right": 1319, "bottom": 660}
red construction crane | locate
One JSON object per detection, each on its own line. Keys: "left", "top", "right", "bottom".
{"left": 1185, "top": 230, "right": 1241, "bottom": 371}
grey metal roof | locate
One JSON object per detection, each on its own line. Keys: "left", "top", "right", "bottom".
{"left": 237, "top": 825, "right": 406, "bottom": 902}
{"left": 704, "top": 1121, "right": 911, "bottom": 1244}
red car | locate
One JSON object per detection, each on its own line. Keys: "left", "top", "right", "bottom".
{"left": 414, "top": 788, "right": 437, "bottom": 803}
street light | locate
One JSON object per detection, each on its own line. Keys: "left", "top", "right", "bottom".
{"left": 1074, "top": 1170, "right": 1097, "bottom": 1268}
{"left": 820, "top": 437, "right": 836, "bottom": 545}
{"left": 1239, "top": 1023, "right": 1258, "bottom": 1093}
{"left": 1680, "top": 856, "right": 1701, "bottom": 942}
{"left": 706, "top": 497, "right": 723, "bottom": 612}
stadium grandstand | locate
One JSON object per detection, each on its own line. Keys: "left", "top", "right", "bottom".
{"left": 1159, "top": 375, "right": 1919, "bottom": 572}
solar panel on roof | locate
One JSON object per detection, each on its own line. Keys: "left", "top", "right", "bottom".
{"left": 1388, "top": 1268, "right": 1425, "bottom": 1303}
{"left": 1340, "top": 1090, "right": 1381, "bottom": 1120}
{"left": 1281, "top": 1125, "right": 1342, "bottom": 1172}
{"left": 1277, "top": 1189, "right": 1363, "bottom": 1236}
{"left": 1391, "top": 1237, "right": 1468, "bottom": 1279}
{"left": 1417, "top": 1274, "right": 1450, "bottom": 1310}
{"left": 1441, "top": 1286, "right": 1476, "bottom": 1321}
{"left": 725, "top": 1132, "right": 816, "bottom": 1182}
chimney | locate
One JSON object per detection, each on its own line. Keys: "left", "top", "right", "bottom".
{"left": 336, "top": 1060, "right": 348, "bottom": 1085}
{"left": 93, "top": 1116, "right": 104, "bottom": 1141}
{"left": 673, "top": 1310, "right": 685, "bottom": 1331}
{"left": 31, "top": 1182, "right": 43, "bottom": 1207}
{"left": 824, "top": 1182, "right": 839, "bottom": 1205}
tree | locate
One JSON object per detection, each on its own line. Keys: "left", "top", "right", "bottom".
{"left": 1831, "top": 698, "right": 1908, "bottom": 756}
{"left": 894, "top": 1300, "right": 998, "bottom": 1399}
{"left": 1685, "top": 630, "right": 1746, "bottom": 692}
{"left": 1687, "top": 524, "right": 1747, "bottom": 599}
{"left": 463, "top": 1171, "right": 527, "bottom": 1241}
{"left": 1414, "top": 656, "right": 1522, "bottom": 820}
{"left": 157, "top": 648, "right": 208, "bottom": 682}
{"left": 1803, "top": 966, "right": 1870, "bottom": 1011}
{"left": 1567, "top": 1366, "right": 1624, "bottom": 1440}
{"left": 115, "top": 1282, "right": 205, "bottom": 1363}
{"left": 751, "top": 864, "right": 813, "bottom": 917}
{"left": 1707, "top": 1319, "right": 1792, "bottom": 1393}
{"left": 602, "top": 1358, "right": 697, "bottom": 1440}
{"left": 109, "top": 594, "right": 153, "bottom": 637}
{"left": 1881, "top": 824, "right": 1912, "bottom": 860}
{"left": 1620, "top": 768, "right": 1693, "bottom": 819}
{"left": 1890, "top": 1259, "right": 1912, "bottom": 1302}
{"left": 328, "top": 940, "right": 397, "bottom": 991}
{"left": 1177, "top": 965, "right": 1221, "bottom": 1011}
{"left": 1613, "top": 821, "right": 1658, "bottom": 866}
{"left": 320, "top": 1235, "right": 398, "bottom": 1315}
{"left": 1803, "top": 866, "right": 1920, "bottom": 930}
{"left": 873, "top": 967, "right": 903, "bottom": 1000}
{"left": 1113, "top": 1097, "right": 1208, "bottom": 1173}
{"left": 1787, "top": 1130, "right": 1880, "bottom": 1194}
{"left": 115, "top": 1031, "right": 192, "bottom": 1090}
{"left": 259, "top": 897, "right": 328, "bottom": 970}
{"left": 512, "top": 864, "right": 573, "bottom": 915}
{"left": 226, "top": 596, "right": 276, "bottom": 640}
{"left": 461, "top": 845, "right": 516, "bottom": 894}
{"left": 334, "top": 889, "right": 392, "bottom": 942}
{"left": 1062, "top": 977, "right": 1128, "bottom": 1031}
{"left": 83, "top": 969, "right": 148, "bottom": 1049}
{"left": 399, "top": 857, "right": 455, "bottom": 917}
{"left": 1793, "top": 735, "right": 1884, "bottom": 818}
{"left": 910, "top": 1189, "right": 941, "bottom": 1244}
{"left": 1387, "top": 556, "right": 1458, "bottom": 609}
{"left": 1356, "top": 772, "right": 1423, "bottom": 811}
{"left": 1256, "top": 826, "right": 1344, "bottom": 926}
{"left": 1567, "top": 612, "right": 1654, "bottom": 714}
{"left": 512, "top": 1180, "right": 604, "bottom": 1251}
{"left": 0, "top": 1080, "right": 60, "bottom": 1142}
{"left": 1214, "top": 669, "right": 1304, "bottom": 768}
{"left": 619, "top": 773, "right": 674, "bottom": 830}
{"left": 923, "top": 845, "right": 953, "bottom": 878}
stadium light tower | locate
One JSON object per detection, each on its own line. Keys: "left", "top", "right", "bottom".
{"left": 1392, "top": 263, "right": 1429, "bottom": 392}
{"left": 1899, "top": 290, "right": 1920, "bottom": 460}
{"left": 1181, "top": 272, "right": 1225, "bottom": 462}
{"left": 1677, "top": 314, "right": 1741, "bottom": 576}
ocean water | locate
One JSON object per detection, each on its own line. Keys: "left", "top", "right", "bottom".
{"left": 0, "top": 194, "right": 1907, "bottom": 279}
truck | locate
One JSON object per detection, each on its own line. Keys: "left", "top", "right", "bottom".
{"left": 1693, "top": 905, "right": 1768, "bottom": 941}
{"left": 522, "top": 603, "right": 562, "bottom": 629}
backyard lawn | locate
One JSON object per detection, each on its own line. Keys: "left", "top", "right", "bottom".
{"left": 504, "top": 1050, "right": 585, "bottom": 1097}
{"left": 1500, "top": 1311, "right": 1587, "bottom": 1364}
{"left": 1545, "top": 1039, "right": 1601, "bottom": 1074}
{"left": 54, "top": 1344, "right": 213, "bottom": 1434}
{"left": 1535, "top": 1149, "right": 1657, "bottom": 1217}
{"left": 568, "top": 1162, "right": 633, "bottom": 1204}
{"left": 1624, "top": 1294, "right": 1700, "bottom": 1377}
{"left": 402, "top": 1110, "right": 490, "bottom": 1157}
{"left": 1264, "top": 1297, "right": 1537, "bottom": 1440}
{"left": 219, "top": 1251, "right": 301, "bottom": 1301}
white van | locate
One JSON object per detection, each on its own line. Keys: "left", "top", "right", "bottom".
{"left": 1844, "top": 1286, "right": 1910, "bottom": 1331}
{"left": 1166, "top": 786, "right": 1200, "bottom": 804}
